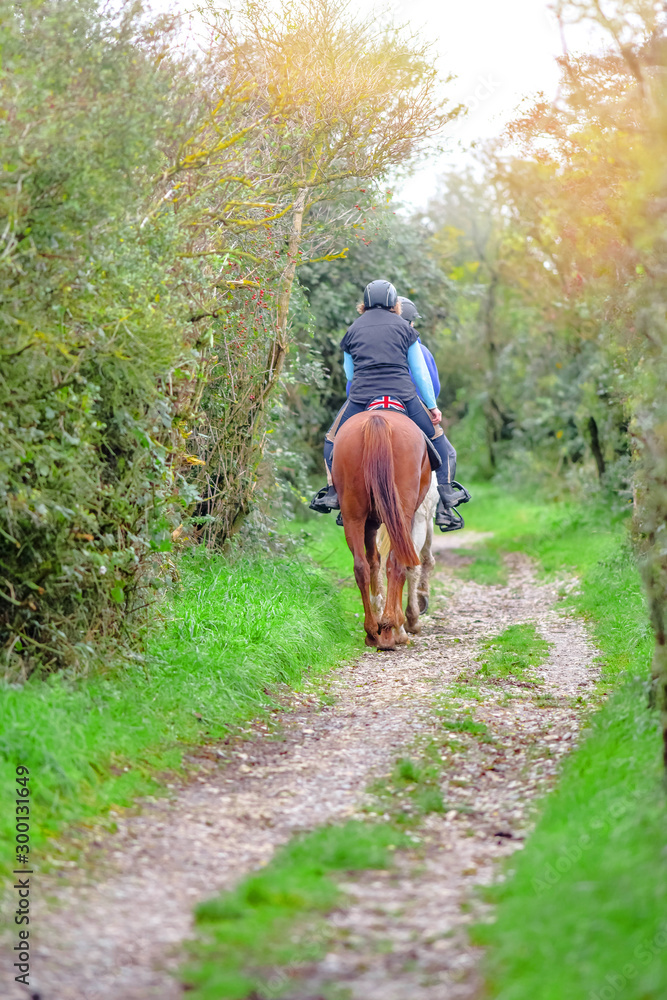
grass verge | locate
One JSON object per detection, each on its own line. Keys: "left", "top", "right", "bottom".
{"left": 0, "top": 548, "right": 362, "bottom": 881}
{"left": 461, "top": 484, "right": 666, "bottom": 1000}
{"left": 181, "top": 821, "right": 408, "bottom": 1000}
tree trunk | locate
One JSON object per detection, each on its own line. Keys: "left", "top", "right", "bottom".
{"left": 482, "top": 272, "right": 501, "bottom": 469}
{"left": 647, "top": 563, "right": 667, "bottom": 769}
{"left": 588, "top": 415, "right": 606, "bottom": 479}
{"left": 262, "top": 187, "right": 307, "bottom": 402}
{"left": 634, "top": 416, "right": 667, "bottom": 773}
{"left": 652, "top": 639, "right": 667, "bottom": 768}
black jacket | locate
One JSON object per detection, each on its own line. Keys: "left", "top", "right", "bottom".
{"left": 340, "top": 308, "right": 419, "bottom": 405}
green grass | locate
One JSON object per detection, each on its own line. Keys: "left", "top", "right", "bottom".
{"left": 464, "top": 480, "right": 624, "bottom": 576}
{"left": 389, "top": 753, "right": 446, "bottom": 816}
{"left": 283, "top": 511, "right": 353, "bottom": 580}
{"left": 439, "top": 714, "right": 493, "bottom": 740}
{"left": 395, "top": 756, "right": 422, "bottom": 782}
{"left": 460, "top": 484, "right": 666, "bottom": 1000}
{"left": 281, "top": 512, "right": 366, "bottom": 624}
{"left": 475, "top": 622, "right": 552, "bottom": 680}
{"left": 182, "top": 821, "right": 408, "bottom": 1000}
{"left": 367, "top": 743, "right": 455, "bottom": 826}
{"left": 0, "top": 549, "right": 362, "bottom": 880}
{"left": 392, "top": 755, "right": 445, "bottom": 815}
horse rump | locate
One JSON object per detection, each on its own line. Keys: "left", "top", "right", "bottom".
{"left": 362, "top": 414, "right": 419, "bottom": 567}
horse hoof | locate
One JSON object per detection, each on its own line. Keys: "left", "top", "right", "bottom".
{"left": 405, "top": 622, "right": 421, "bottom": 635}
{"left": 365, "top": 633, "right": 379, "bottom": 647}
{"left": 395, "top": 630, "right": 409, "bottom": 645}
{"left": 377, "top": 628, "right": 396, "bottom": 650}
{"left": 418, "top": 594, "right": 429, "bottom": 614}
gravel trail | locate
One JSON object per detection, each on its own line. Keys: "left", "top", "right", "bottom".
{"left": 1, "top": 533, "right": 600, "bottom": 1000}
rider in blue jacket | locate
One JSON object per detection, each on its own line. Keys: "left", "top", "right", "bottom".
{"left": 309, "top": 280, "right": 470, "bottom": 531}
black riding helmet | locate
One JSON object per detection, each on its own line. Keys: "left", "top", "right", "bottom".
{"left": 398, "top": 296, "right": 420, "bottom": 324}
{"left": 363, "top": 279, "right": 398, "bottom": 310}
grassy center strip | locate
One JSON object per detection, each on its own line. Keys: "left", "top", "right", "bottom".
{"left": 181, "top": 691, "right": 499, "bottom": 997}
{"left": 474, "top": 622, "right": 552, "bottom": 682}
{"left": 181, "top": 821, "right": 409, "bottom": 1000}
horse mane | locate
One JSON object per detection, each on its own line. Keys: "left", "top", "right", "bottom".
{"left": 362, "top": 414, "right": 419, "bottom": 567}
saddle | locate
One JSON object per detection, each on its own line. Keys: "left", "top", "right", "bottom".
{"left": 365, "top": 396, "right": 442, "bottom": 471}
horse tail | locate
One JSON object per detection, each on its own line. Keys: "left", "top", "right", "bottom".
{"left": 362, "top": 414, "right": 419, "bottom": 567}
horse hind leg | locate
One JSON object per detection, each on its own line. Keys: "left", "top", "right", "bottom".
{"left": 377, "top": 550, "right": 407, "bottom": 650}
{"left": 344, "top": 519, "right": 380, "bottom": 647}
{"left": 417, "top": 523, "right": 436, "bottom": 615}
{"left": 367, "top": 522, "right": 384, "bottom": 620}
{"left": 405, "top": 565, "right": 421, "bottom": 634}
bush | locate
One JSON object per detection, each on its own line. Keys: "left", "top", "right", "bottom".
{"left": 0, "top": 1, "right": 202, "bottom": 673}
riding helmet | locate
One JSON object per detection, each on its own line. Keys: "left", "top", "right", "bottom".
{"left": 363, "top": 279, "right": 398, "bottom": 310}
{"left": 398, "top": 297, "right": 421, "bottom": 324}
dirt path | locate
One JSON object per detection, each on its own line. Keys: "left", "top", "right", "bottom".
{"left": 2, "top": 534, "right": 599, "bottom": 1000}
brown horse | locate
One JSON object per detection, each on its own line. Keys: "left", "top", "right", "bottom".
{"left": 332, "top": 410, "right": 431, "bottom": 649}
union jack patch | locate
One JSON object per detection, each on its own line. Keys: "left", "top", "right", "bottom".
{"left": 367, "top": 395, "right": 406, "bottom": 412}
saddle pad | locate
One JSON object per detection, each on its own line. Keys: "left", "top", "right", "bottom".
{"left": 366, "top": 395, "right": 406, "bottom": 412}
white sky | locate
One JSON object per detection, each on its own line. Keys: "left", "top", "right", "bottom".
{"left": 368, "top": 0, "right": 577, "bottom": 208}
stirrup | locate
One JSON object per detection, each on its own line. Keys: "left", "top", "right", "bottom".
{"left": 308, "top": 485, "right": 338, "bottom": 513}
{"left": 452, "top": 481, "right": 471, "bottom": 505}
{"left": 436, "top": 507, "right": 465, "bottom": 533}
{"left": 336, "top": 511, "right": 343, "bottom": 527}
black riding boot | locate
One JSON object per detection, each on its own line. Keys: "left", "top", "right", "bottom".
{"left": 435, "top": 482, "right": 471, "bottom": 532}
{"left": 309, "top": 484, "right": 340, "bottom": 513}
